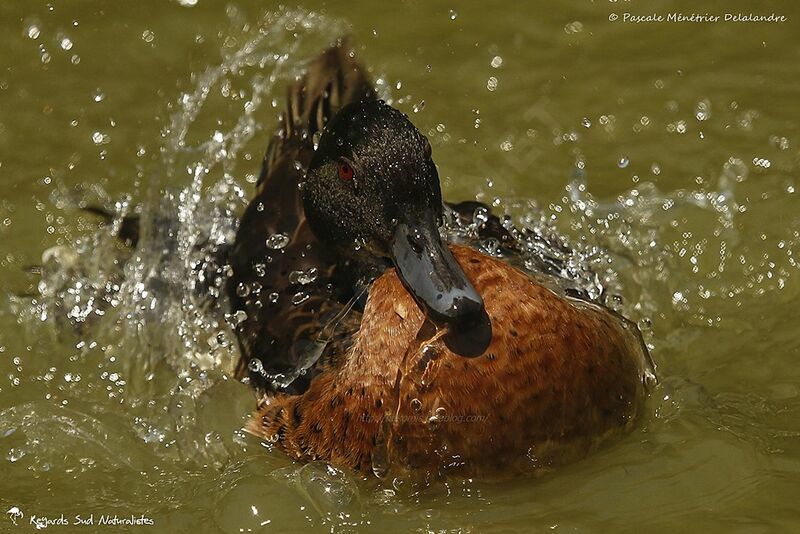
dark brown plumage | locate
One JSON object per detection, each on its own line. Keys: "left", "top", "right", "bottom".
{"left": 227, "top": 41, "right": 376, "bottom": 393}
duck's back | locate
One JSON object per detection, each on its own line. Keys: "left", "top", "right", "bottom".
{"left": 248, "top": 245, "right": 653, "bottom": 475}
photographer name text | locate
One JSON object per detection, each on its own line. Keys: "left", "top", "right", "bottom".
{"left": 612, "top": 12, "right": 787, "bottom": 24}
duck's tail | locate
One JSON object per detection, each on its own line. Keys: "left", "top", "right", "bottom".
{"left": 257, "top": 37, "right": 376, "bottom": 190}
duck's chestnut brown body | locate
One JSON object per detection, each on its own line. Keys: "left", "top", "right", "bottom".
{"left": 248, "top": 246, "right": 652, "bottom": 475}
{"left": 77, "top": 40, "right": 654, "bottom": 478}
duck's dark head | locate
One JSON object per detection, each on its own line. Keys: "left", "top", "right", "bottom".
{"left": 303, "top": 99, "right": 491, "bottom": 356}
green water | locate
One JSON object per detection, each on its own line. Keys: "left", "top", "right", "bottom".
{"left": 2, "top": 1, "right": 799, "bottom": 532}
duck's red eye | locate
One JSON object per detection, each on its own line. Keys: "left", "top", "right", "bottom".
{"left": 338, "top": 162, "right": 354, "bottom": 181}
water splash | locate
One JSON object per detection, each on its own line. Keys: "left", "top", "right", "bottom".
{"left": 14, "top": 8, "right": 350, "bottom": 467}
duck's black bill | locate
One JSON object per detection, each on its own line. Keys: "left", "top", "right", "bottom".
{"left": 391, "top": 218, "right": 492, "bottom": 357}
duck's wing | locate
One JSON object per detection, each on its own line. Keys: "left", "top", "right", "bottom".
{"left": 229, "top": 39, "right": 375, "bottom": 395}
{"left": 446, "top": 200, "right": 516, "bottom": 247}
{"left": 253, "top": 39, "right": 375, "bottom": 229}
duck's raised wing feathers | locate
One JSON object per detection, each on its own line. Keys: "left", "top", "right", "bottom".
{"left": 229, "top": 40, "right": 375, "bottom": 394}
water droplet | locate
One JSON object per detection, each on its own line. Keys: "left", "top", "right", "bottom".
{"left": 486, "top": 76, "right": 498, "bottom": 91}
{"left": 421, "top": 344, "right": 438, "bottom": 360}
{"left": 752, "top": 157, "right": 771, "bottom": 169}
{"left": 490, "top": 55, "right": 503, "bottom": 68}
{"left": 608, "top": 294, "right": 624, "bottom": 311}
{"left": 581, "top": 117, "right": 592, "bottom": 128}
{"left": 289, "top": 267, "right": 318, "bottom": 285}
{"left": 6, "top": 448, "right": 26, "bottom": 462}
{"left": 248, "top": 358, "right": 266, "bottom": 376}
{"left": 482, "top": 237, "right": 500, "bottom": 255}
{"left": 473, "top": 206, "right": 489, "bottom": 226}
{"left": 235, "top": 282, "right": 250, "bottom": 297}
{"left": 694, "top": 98, "right": 711, "bottom": 121}
{"left": 91, "top": 131, "right": 109, "bottom": 145}
{"left": 266, "top": 233, "right": 290, "bottom": 249}
{"left": 722, "top": 157, "right": 748, "bottom": 183}
{"left": 412, "top": 100, "right": 426, "bottom": 113}
{"left": 142, "top": 30, "right": 155, "bottom": 43}
{"left": 233, "top": 310, "right": 248, "bottom": 325}
{"left": 292, "top": 292, "right": 309, "bottom": 305}
{"left": 268, "top": 292, "right": 279, "bottom": 303}
{"left": 22, "top": 23, "right": 40, "bottom": 40}
{"left": 295, "top": 463, "right": 360, "bottom": 515}
{"left": 564, "top": 21, "right": 584, "bottom": 34}
{"left": 59, "top": 36, "right": 73, "bottom": 51}
{"left": 769, "top": 135, "right": 790, "bottom": 150}
{"left": 449, "top": 9, "right": 457, "bottom": 20}
{"left": 428, "top": 407, "right": 446, "bottom": 426}
{"left": 617, "top": 156, "right": 630, "bottom": 169}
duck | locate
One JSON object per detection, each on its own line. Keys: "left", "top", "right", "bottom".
{"left": 223, "top": 39, "right": 656, "bottom": 477}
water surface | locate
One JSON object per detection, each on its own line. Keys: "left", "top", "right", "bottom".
{"left": 1, "top": 1, "right": 799, "bottom": 532}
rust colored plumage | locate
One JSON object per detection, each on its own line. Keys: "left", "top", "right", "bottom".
{"left": 247, "top": 246, "right": 652, "bottom": 476}
{"left": 232, "top": 40, "right": 655, "bottom": 477}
